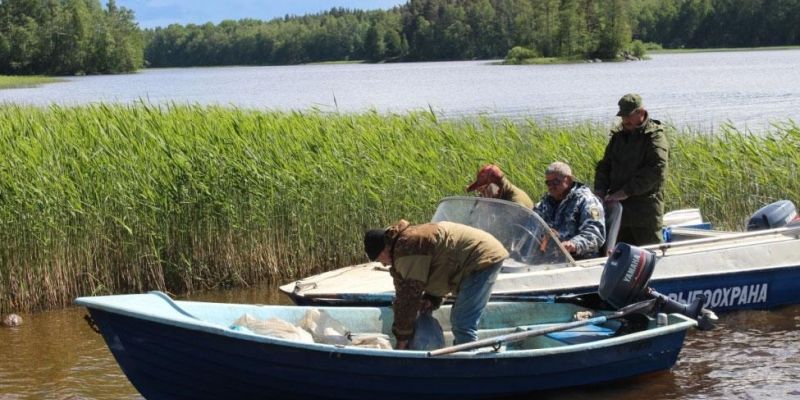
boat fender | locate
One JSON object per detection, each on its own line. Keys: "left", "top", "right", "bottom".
{"left": 747, "top": 200, "right": 797, "bottom": 231}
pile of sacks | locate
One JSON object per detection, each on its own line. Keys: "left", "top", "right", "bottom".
{"left": 230, "top": 308, "right": 392, "bottom": 350}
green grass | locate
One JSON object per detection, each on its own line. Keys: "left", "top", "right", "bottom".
{"left": 0, "top": 75, "right": 61, "bottom": 89}
{"left": 0, "top": 103, "right": 798, "bottom": 313}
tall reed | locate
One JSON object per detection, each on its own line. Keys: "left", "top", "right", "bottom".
{"left": 0, "top": 104, "right": 797, "bottom": 313}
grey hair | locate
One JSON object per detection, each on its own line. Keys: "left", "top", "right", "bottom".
{"left": 545, "top": 161, "right": 573, "bottom": 178}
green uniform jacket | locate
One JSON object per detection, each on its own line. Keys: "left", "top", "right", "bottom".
{"left": 594, "top": 118, "right": 670, "bottom": 230}
{"left": 499, "top": 176, "right": 534, "bottom": 209}
{"left": 386, "top": 221, "right": 508, "bottom": 341}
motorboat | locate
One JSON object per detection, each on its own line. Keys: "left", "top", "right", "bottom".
{"left": 280, "top": 197, "right": 800, "bottom": 312}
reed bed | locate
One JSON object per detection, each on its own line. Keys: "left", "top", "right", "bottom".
{"left": 0, "top": 75, "right": 60, "bottom": 89}
{"left": 0, "top": 104, "right": 797, "bottom": 313}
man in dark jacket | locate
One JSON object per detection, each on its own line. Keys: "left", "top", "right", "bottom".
{"left": 364, "top": 219, "right": 508, "bottom": 349}
{"left": 594, "top": 93, "right": 670, "bottom": 246}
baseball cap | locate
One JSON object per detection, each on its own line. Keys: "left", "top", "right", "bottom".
{"left": 466, "top": 165, "right": 503, "bottom": 192}
{"left": 617, "top": 93, "right": 643, "bottom": 117}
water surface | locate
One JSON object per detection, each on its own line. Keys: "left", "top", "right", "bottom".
{"left": 2, "top": 50, "right": 799, "bottom": 132}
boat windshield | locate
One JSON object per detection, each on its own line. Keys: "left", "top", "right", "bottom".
{"left": 431, "top": 196, "right": 573, "bottom": 267}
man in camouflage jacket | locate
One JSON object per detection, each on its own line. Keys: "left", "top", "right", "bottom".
{"left": 534, "top": 162, "right": 606, "bottom": 258}
{"left": 364, "top": 219, "right": 508, "bottom": 349}
{"left": 594, "top": 93, "right": 670, "bottom": 246}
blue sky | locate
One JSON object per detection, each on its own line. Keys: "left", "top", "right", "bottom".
{"left": 115, "top": 0, "right": 407, "bottom": 28}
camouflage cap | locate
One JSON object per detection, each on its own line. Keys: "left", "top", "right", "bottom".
{"left": 616, "top": 93, "right": 643, "bottom": 116}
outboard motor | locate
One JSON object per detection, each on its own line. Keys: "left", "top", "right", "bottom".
{"left": 747, "top": 200, "right": 797, "bottom": 231}
{"left": 599, "top": 243, "right": 717, "bottom": 330}
{"left": 598, "top": 243, "right": 655, "bottom": 309}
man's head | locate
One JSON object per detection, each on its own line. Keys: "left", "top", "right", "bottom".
{"left": 617, "top": 93, "right": 647, "bottom": 132}
{"left": 544, "top": 161, "right": 574, "bottom": 201}
{"left": 466, "top": 164, "right": 504, "bottom": 198}
{"left": 364, "top": 228, "right": 387, "bottom": 262}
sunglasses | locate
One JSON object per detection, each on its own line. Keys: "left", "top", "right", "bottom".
{"left": 545, "top": 178, "right": 562, "bottom": 187}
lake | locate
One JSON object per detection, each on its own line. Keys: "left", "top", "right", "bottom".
{"left": 1, "top": 285, "right": 798, "bottom": 399}
{"left": 2, "top": 49, "right": 800, "bottom": 132}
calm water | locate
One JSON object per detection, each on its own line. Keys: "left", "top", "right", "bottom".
{"left": 1, "top": 284, "right": 798, "bottom": 400}
{"left": 2, "top": 50, "right": 800, "bottom": 132}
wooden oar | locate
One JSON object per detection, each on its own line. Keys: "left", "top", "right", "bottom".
{"left": 427, "top": 298, "right": 656, "bottom": 357}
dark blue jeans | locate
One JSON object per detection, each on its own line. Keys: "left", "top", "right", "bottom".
{"left": 450, "top": 261, "right": 504, "bottom": 345}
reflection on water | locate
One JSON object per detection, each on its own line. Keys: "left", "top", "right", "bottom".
{"left": 1, "top": 285, "right": 798, "bottom": 400}
{"left": 1, "top": 50, "right": 800, "bottom": 133}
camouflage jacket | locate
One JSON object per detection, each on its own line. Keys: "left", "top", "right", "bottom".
{"left": 594, "top": 117, "right": 670, "bottom": 229}
{"left": 534, "top": 182, "right": 606, "bottom": 258}
{"left": 385, "top": 220, "right": 508, "bottom": 341}
{"left": 498, "top": 176, "right": 534, "bottom": 208}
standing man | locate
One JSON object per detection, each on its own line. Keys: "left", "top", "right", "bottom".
{"left": 594, "top": 93, "right": 670, "bottom": 246}
{"left": 364, "top": 219, "right": 508, "bottom": 349}
{"left": 535, "top": 162, "right": 605, "bottom": 258}
{"left": 466, "top": 164, "right": 534, "bottom": 208}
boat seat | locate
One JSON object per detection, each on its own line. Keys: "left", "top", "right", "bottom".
{"left": 546, "top": 324, "right": 615, "bottom": 345}
{"left": 601, "top": 202, "right": 622, "bottom": 256}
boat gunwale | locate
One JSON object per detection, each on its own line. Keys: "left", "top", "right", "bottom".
{"left": 77, "top": 294, "right": 696, "bottom": 359}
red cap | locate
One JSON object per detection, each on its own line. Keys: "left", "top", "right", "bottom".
{"left": 466, "top": 165, "right": 504, "bottom": 192}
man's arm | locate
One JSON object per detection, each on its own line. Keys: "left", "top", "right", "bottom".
{"left": 593, "top": 138, "right": 614, "bottom": 197}
{"left": 389, "top": 257, "right": 428, "bottom": 348}
{"left": 567, "top": 197, "right": 606, "bottom": 257}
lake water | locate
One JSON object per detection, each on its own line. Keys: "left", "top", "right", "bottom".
{"left": 2, "top": 50, "right": 800, "bottom": 399}
{"left": 1, "top": 285, "right": 798, "bottom": 399}
{"left": 2, "top": 49, "right": 800, "bottom": 132}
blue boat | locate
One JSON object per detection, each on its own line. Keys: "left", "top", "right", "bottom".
{"left": 281, "top": 197, "right": 800, "bottom": 312}
{"left": 77, "top": 291, "right": 696, "bottom": 400}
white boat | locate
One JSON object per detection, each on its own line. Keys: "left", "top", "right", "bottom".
{"left": 280, "top": 197, "right": 800, "bottom": 312}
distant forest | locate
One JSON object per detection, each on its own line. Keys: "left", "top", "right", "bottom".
{"left": 2, "top": 0, "right": 800, "bottom": 75}
{"left": 0, "top": 0, "right": 143, "bottom": 75}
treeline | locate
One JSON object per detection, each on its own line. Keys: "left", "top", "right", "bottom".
{"left": 144, "top": 0, "right": 800, "bottom": 68}
{"left": 143, "top": 9, "right": 406, "bottom": 67}
{"left": 0, "top": 0, "right": 143, "bottom": 75}
{"left": 2, "top": 0, "right": 800, "bottom": 74}
{"left": 634, "top": 0, "right": 800, "bottom": 48}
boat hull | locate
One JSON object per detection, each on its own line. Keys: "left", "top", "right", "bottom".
{"left": 88, "top": 308, "right": 688, "bottom": 400}
{"left": 282, "top": 231, "right": 800, "bottom": 311}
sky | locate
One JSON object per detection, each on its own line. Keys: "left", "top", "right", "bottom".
{"left": 115, "top": 0, "right": 408, "bottom": 29}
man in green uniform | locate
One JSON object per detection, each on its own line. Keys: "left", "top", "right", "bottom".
{"left": 364, "top": 219, "right": 508, "bottom": 349}
{"left": 466, "top": 164, "right": 534, "bottom": 208}
{"left": 594, "top": 93, "right": 670, "bottom": 246}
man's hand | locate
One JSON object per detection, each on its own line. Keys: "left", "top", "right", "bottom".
{"left": 561, "top": 240, "right": 577, "bottom": 253}
{"left": 605, "top": 190, "right": 628, "bottom": 202}
{"left": 419, "top": 298, "right": 435, "bottom": 314}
